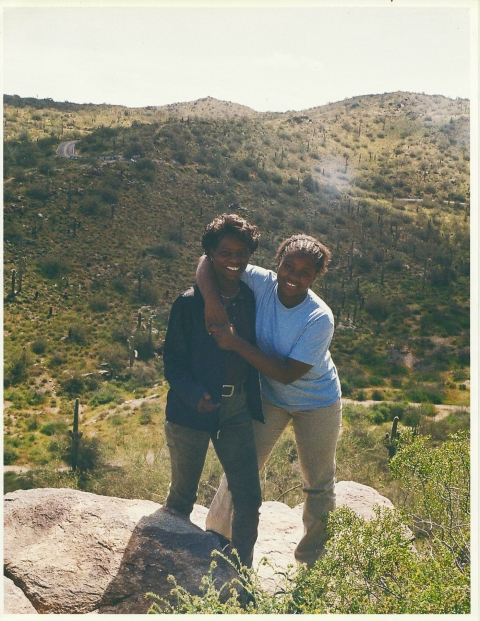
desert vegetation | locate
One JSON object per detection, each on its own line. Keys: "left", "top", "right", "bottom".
{"left": 3, "top": 91, "right": 470, "bottom": 613}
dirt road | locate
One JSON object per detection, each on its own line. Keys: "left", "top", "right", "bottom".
{"left": 56, "top": 141, "right": 77, "bottom": 157}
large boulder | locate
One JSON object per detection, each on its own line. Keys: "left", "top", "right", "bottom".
{"left": 4, "top": 488, "right": 236, "bottom": 614}
{"left": 4, "top": 481, "right": 395, "bottom": 613}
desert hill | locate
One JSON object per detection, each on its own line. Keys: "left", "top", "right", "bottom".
{"left": 3, "top": 91, "right": 470, "bottom": 474}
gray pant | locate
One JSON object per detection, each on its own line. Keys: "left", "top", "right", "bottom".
{"left": 206, "top": 398, "right": 342, "bottom": 568}
{"left": 165, "top": 392, "right": 261, "bottom": 567}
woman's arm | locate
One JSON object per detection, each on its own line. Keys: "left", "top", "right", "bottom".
{"left": 196, "top": 255, "right": 230, "bottom": 329}
{"left": 209, "top": 324, "right": 312, "bottom": 385}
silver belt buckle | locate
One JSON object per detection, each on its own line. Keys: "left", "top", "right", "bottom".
{"left": 222, "top": 384, "right": 235, "bottom": 397}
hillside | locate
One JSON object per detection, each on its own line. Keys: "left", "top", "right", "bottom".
{"left": 3, "top": 91, "right": 470, "bottom": 469}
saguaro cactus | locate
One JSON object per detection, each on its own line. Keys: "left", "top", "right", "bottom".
{"left": 11, "top": 269, "right": 16, "bottom": 297}
{"left": 69, "top": 398, "right": 83, "bottom": 472}
{"left": 384, "top": 416, "right": 400, "bottom": 459}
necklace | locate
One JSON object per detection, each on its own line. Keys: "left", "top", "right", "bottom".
{"left": 220, "top": 288, "right": 240, "bottom": 299}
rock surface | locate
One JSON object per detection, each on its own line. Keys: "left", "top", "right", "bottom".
{"left": 4, "top": 488, "right": 236, "bottom": 614}
{"left": 4, "top": 481, "right": 394, "bottom": 613}
{"left": 3, "top": 576, "right": 38, "bottom": 614}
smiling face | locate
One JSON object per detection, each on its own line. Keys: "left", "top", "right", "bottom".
{"left": 209, "top": 234, "right": 251, "bottom": 293}
{"left": 276, "top": 250, "right": 319, "bottom": 308}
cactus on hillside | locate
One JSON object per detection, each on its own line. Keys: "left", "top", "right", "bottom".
{"left": 384, "top": 416, "right": 400, "bottom": 459}
{"left": 69, "top": 398, "right": 83, "bottom": 472}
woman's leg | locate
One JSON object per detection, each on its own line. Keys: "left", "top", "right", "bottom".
{"left": 206, "top": 399, "right": 291, "bottom": 540}
{"left": 164, "top": 421, "right": 210, "bottom": 516}
{"left": 291, "top": 400, "right": 342, "bottom": 567}
{"left": 212, "top": 394, "right": 261, "bottom": 567}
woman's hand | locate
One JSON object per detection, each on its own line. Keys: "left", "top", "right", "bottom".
{"left": 197, "top": 392, "right": 221, "bottom": 412}
{"left": 210, "top": 324, "right": 239, "bottom": 350}
{"left": 205, "top": 299, "right": 230, "bottom": 332}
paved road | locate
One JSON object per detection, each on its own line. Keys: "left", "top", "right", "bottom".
{"left": 56, "top": 140, "right": 77, "bottom": 157}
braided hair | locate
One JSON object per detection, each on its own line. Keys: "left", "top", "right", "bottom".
{"left": 275, "top": 234, "right": 331, "bottom": 277}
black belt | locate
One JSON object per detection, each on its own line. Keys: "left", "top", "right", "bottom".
{"left": 221, "top": 382, "right": 247, "bottom": 397}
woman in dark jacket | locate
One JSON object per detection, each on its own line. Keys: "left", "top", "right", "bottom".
{"left": 163, "top": 214, "right": 263, "bottom": 568}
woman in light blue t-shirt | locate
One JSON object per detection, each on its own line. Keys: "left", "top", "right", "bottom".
{"left": 197, "top": 231, "right": 342, "bottom": 568}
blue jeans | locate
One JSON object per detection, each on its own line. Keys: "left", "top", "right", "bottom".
{"left": 165, "top": 392, "right": 261, "bottom": 567}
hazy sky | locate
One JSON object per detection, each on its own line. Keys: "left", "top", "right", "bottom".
{"left": 2, "top": 1, "right": 475, "bottom": 113}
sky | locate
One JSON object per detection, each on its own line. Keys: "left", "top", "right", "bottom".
{"left": 1, "top": 1, "right": 476, "bottom": 113}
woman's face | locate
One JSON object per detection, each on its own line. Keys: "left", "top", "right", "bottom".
{"left": 277, "top": 250, "right": 319, "bottom": 307}
{"left": 210, "top": 234, "right": 251, "bottom": 287}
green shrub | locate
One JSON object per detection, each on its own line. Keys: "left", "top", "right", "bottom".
{"left": 40, "top": 421, "right": 69, "bottom": 436}
{"left": 4, "top": 446, "right": 19, "bottom": 465}
{"left": 230, "top": 163, "right": 250, "bottom": 182}
{"left": 26, "top": 415, "right": 40, "bottom": 431}
{"left": 63, "top": 437, "right": 105, "bottom": 472}
{"left": 4, "top": 348, "right": 32, "bottom": 386}
{"left": 25, "top": 185, "right": 49, "bottom": 201}
{"left": 98, "top": 344, "right": 127, "bottom": 373}
{"left": 149, "top": 242, "right": 178, "bottom": 259}
{"left": 139, "top": 282, "right": 160, "bottom": 306}
{"left": 88, "top": 296, "right": 109, "bottom": 312}
{"left": 289, "top": 506, "right": 469, "bottom": 614}
{"left": 390, "top": 430, "right": 469, "bottom": 569}
{"left": 31, "top": 338, "right": 48, "bottom": 354}
{"left": 38, "top": 256, "right": 70, "bottom": 279}
{"left": 89, "top": 386, "right": 123, "bottom": 407}
{"left": 67, "top": 324, "right": 88, "bottom": 344}
{"left": 125, "top": 362, "right": 158, "bottom": 389}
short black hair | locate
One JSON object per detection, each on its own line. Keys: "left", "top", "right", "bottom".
{"left": 202, "top": 213, "right": 260, "bottom": 256}
{"left": 276, "top": 234, "right": 331, "bottom": 277}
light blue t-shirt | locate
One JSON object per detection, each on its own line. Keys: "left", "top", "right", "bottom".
{"left": 241, "top": 264, "right": 341, "bottom": 410}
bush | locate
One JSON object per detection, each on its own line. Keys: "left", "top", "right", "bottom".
{"left": 31, "top": 338, "right": 48, "bottom": 354}
{"left": 4, "top": 347, "right": 33, "bottom": 386}
{"left": 38, "top": 256, "right": 70, "bottom": 279}
{"left": 125, "top": 362, "right": 157, "bottom": 389}
{"left": 67, "top": 324, "right": 88, "bottom": 344}
{"left": 98, "top": 344, "right": 127, "bottom": 373}
{"left": 88, "top": 296, "right": 109, "bottom": 312}
{"left": 230, "top": 163, "right": 250, "bottom": 182}
{"left": 40, "top": 421, "right": 69, "bottom": 436}
{"left": 390, "top": 430, "right": 470, "bottom": 570}
{"left": 289, "top": 506, "right": 469, "bottom": 614}
{"left": 89, "top": 386, "right": 123, "bottom": 407}
{"left": 63, "top": 436, "right": 105, "bottom": 472}
{"left": 149, "top": 242, "right": 178, "bottom": 260}
{"left": 110, "top": 276, "right": 129, "bottom": 294}
{"left": 4, "top": 446, "right": 19, "bottom": 465}
{"left": 139, "top": 282, "right": 160, "bottom": 306}
{"left": 79, "top": 197, "right": 103, "bottom": 217}
{"left": 25, "top": 185, "right": 49, "bottom": 201}
{"left": 365, "top": 294, "right": 391, "bottom": 325}
{"left": 302, "top": 173, "right": 319, "bottom": 193}
{"left": 59, "top": 372, "right": 89, "bottom": 396}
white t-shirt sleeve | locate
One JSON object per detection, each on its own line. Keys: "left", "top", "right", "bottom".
{"left": 288, "top": 313, "right": 334, "bottom": 367}
{"left": 241, "top": 264, "right": 276, "bottom": 301}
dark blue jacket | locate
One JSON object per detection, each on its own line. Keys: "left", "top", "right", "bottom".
{"left": 163, "top": 283, "right": 264, "bottom": 433}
